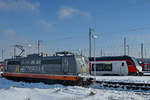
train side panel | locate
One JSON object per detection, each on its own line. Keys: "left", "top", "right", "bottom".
{"left": 89, "top": 56, "right": 143, "bottom": 76}
{"left": 90, "top": 61, "right": 128, "bottom": 76}
{"left": 3, "top": 55, "right": 79, "bottom": 75}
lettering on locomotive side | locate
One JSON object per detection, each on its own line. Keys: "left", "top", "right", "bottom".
{"left": 20, "top": 65, "right": 41, "bottom": 72}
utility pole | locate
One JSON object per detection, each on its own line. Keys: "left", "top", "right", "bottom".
{"left": 92, "top": 34, "right": 97, "bottom": 77}
{"left": 141, "top": 43, "right": 144, "bottom": 59}
{"left": 2, "top": 48, "right": 3, "bottom": 60}
{"left": 124, "top": 37, "right": 126, "bottom": 55}
{"left": 14, "top": 46, "right": 16, "bottom": 58}
{"left": 100, "top": 48, "right": 103, "bottom": 57}
{"left": 145, "top": 48, "right": 146, "bottom": 58}
{"left": 38, "top": 40, "right": 40, "bottom": 54}
{"left": 127, "top": 45, "right": 129, "bottom": 56}
{"left": 89, "top": 28, "right": 94, "bottom": 57}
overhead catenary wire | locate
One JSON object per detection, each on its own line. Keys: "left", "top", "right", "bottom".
{"left": 2, "top": 24, "right": 150, "bottom": 58}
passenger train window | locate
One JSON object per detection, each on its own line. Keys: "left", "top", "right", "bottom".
{"left": 104, "top": 63, "right": 112, "bottom": 71}
{"left": 92, "top": 63, "right": 112, "bottom": 71}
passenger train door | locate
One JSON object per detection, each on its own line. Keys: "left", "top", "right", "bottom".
{"left": 120, "top": 61, "right": 128, "bottom": 75}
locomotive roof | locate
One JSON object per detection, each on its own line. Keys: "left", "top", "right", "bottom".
{"left": 89, "top": 55, "right": 133, "bottom": 61}
{"left": 4, "top": 52, "right": 84, "bottom": 61}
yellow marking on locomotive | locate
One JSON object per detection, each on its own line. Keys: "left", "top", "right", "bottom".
{"left": 16, "top": 66, "right": 19, "bottom": 72}
{"left": 82, "top": 66, "right": 87, "bottom": 73}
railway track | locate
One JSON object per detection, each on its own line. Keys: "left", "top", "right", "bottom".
{"left": 1, "top": 73, "right": 150, "bottom": 91}
{"left": 95, "top": 81, "right": 150, "bottom": 91}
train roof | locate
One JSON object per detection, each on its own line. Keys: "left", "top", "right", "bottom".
{"left": 89, "top": 56, "right": 134, "bottom": 61}
{"left": 4, "top": 51, "right": 84, "bottom": 61}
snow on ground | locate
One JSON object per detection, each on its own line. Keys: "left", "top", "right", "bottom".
{"left": 0, "top": 77, "right": 150, "bottom": 100}
{"left": 95, "top": 76, "right": 150, "bottom": 83}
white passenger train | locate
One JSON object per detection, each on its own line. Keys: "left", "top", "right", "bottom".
{"left": 89, "top": 56, "right": 143, "bottom": 76}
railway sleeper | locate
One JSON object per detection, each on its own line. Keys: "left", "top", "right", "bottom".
{"left": 96, "top": 81, "right": 150, "bottom": 91}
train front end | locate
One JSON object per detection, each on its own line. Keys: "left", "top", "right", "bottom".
{"left": 130, "top": 57, "right": 143, "bottom": 75}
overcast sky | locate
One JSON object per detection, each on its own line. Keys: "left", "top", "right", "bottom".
{"left": 1, "top": 0, "right": 150, "bottom": 59}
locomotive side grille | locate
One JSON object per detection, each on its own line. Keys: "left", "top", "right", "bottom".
{"left": 41, "top": 59, "right": 62, "bottom": 64}
{"left": 7, "top": 61, "right": 21, "bottom": 65}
